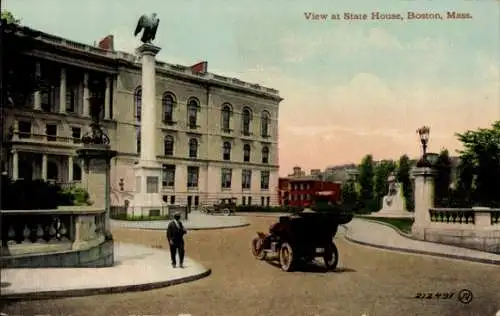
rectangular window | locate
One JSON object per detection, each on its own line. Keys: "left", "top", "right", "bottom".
{"left": 162, "top": 164, "right": 175, "bottom": 187}
{"left": 46, "top": 124, "right": 57, "bottom": 141}
{"left": 136, "top": 176, "right": 141, "bottom": 193}
{"left": 18, "top": 121, "right": 32, "bottom": 138}
{"left": 170, "top": 195, "right": 175, "bottom": 204}
{"left": 261, "top": 196, "right": 265, "bottom": 206}
{"left": 187, "top": 166, "right": 199, "bottom": 188}
{"left": 221, "top": 168, "right": 232, "bottom": 189}
{"left": 266, "top": 197, "right": 270, "bottom": 206}
{"left": 260, "top": 170, "right": 270, "bottom": 190}
{"left": 194, "top": 196, "right": 199, "bottom": 206}
{"left": 146, "top": 176, "right": 159, "bottom": 193}
{"left": 242, "top": 196, "right": 246, "bottom": 205}
{"left": 248, "top": 196, "right": 252, "bottom": 205}
{"left": 241, "top": 169, "right": 252, "bottom": 190}
{"left": 71, "top": 127, "right": 81, "bottom": 144}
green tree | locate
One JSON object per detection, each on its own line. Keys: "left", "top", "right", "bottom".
{"left": 341, "top": 181, "right": 358, "bottom": 212}
{"left": 357, "top": 155, "right": 375, "bottom": 213}
{"left": 434, "top": 149, "right": 452, "bottom": 206}
{"left": 373, "top": 159, "right": 397, "bottom": 209}
{"left": 455, "top": 121, "right": 500, "bottom": 206}
{"left": 1, "top": 10, "right": 20, "bottom": 24}
{"left": 396, "top": 155, "right": 414, "bottom": 211}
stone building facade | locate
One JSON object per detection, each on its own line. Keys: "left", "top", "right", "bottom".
{"left": 2, "top": 26, "right": 282, "bottom": 208}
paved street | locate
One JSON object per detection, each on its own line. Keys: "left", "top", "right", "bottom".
{"left": 2, "top": 216, "right": 499, "bottom": 316}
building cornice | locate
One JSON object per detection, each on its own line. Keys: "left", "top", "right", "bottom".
{"left": 15, "top": 26, "right": 283, "bottom": 102}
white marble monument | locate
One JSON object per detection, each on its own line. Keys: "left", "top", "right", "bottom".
{"left": 371, "top": 173, "right": 413, "bottom": 218}
{"left": 129, "top": 43, "right": 166, "bottom": 217}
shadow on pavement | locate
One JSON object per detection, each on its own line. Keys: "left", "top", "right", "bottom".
{"left": 264, "top": 260, "right": 357, "bottom": 274}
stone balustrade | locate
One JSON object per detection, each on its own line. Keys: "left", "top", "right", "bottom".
{"left": 429, "top": 207, "right": 500, "bottom": 226}
{"left": 1, "top": 207, "right": 106, "bottom": 257}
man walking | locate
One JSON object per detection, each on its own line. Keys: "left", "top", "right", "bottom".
{"left": 167, "top": 212, "right": 187, "bottom": 268}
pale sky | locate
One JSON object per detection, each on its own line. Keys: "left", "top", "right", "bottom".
{"left": 5, "top": 0, "right": 500, "bottom": 176}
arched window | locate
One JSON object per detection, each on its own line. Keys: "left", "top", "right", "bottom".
{"left": 136, "top": 127, "right": 141, "bottom": 154}
{"left": 134, "top": 86, "right": 142, "bottom": 122}
{"left": 73, "top": 163, "right": 82, "bottom": 181}
{"left": 262, "top": 146, "right": 269, "bottom": 164}
{"left": 223, "top": 141, "right": 232, "bottom": 161}
{"left": 187, "top": 98, "right": 199, "bottom": 129}
{"left": 163, "top": 93, "right": 175, "bottom": 123}
{"left": 164, "top": 135, "right": 174, "bottom": 156}
{"left": 47, "top": 161, "right": 58, "bottom": 180}
{"left": 261, "top": 111, "right": 270, "bottom": 137}
{"left": 242, "top": 107, "right": 252, "bottom": 135}
{"left": 221, "top": 104, "right": 231, "bottom": 131}
{"left": 243, "top": 144, "right": 251, "bottom": 162}
{"left": 189, "top": 138, "right": 198, "bottom": 158}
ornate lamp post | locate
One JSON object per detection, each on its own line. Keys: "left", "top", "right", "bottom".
{"left": 416, "top": 126, "right": 439, "bottom": 168}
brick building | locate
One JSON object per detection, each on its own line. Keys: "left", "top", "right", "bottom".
{"left": 278, "top": 176, "right": 341, "bottom": 207}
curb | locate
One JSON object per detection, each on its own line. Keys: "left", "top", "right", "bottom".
{"left": 112, "top": 222, "right": 250, "bottom": 231}
{"left": 342, "top": 225, "right": 500, "bottom": 266}
{"left": 355, "top": 218, "right": 413, "bottom": 238}
{"left": 0, "top": 268, "right": 212, "bottom": 301}
{"left": 236, "top": 213, "right": 291, "bottom": 218}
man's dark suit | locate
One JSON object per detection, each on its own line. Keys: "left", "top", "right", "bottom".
{"left": 167, "top": 219, "right": 186, "bottom": 267}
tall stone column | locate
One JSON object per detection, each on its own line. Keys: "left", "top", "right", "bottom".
{"left": 33, "top": 62, "right": 41, "bottom": 111}
{"left": 41, "top": 154, "right": 48, "bottom": 181}
{"left": 68, "top": 155, "right": 74, "bottom": 182}
{"left": 130, "top": 43, "right": 166, "bottom": 218}
{"left": 104, "top": 77, "right": 111, "bottom": 120}
{"left": 137, "top": 44, "right": 161, "bottom": 164}
{"left": 83, "top": 73, "right": 90, "bottom": 117}
{"left": 411, "top": 167, "right": 436, "bottom": 240}
{"left": 12, "top": 151, "right": 19, "bottom": 180}
{"left": 59, "top": 67, "right": 67, "bottom": 114}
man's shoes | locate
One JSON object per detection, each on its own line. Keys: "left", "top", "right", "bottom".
{"left": 172, "top": 264, "right": 177, "bottom": 268}
{"left": 179, "top": 263, "right": 184, "bottom": 268}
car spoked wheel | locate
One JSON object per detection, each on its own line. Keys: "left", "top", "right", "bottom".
{"left": 223, "top": 208, "right": 230, "bottom": 216}
{"left": 324, "top": 242, "right": 339, "bottom": 270}
{"left": 279, "top": 242, "right": 294, "bottom": 272}
{"left": 251, "top": 237, "right": 266, "bottom": 260}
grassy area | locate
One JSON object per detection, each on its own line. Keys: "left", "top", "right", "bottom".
{"left": 355, "top": 215, "right": 413, "bottom": 234}
{"left": 111, "top": 214, "right": 171, "bottom": 221}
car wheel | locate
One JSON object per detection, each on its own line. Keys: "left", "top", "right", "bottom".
{"left": 279, "top": 242, "right": 295, "bottom": 272}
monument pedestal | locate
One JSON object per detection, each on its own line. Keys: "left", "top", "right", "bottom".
{"left": 78, "top": 144, "right": 117, "bottom": 234}
{"left": 370, "top": 177, "right": 413, "bottom": 218}
{"left": 129, "top": 161, "right": 166, "bottom": 218}
{"left": 410, "top": 167, "right": 436, "bottom": 239}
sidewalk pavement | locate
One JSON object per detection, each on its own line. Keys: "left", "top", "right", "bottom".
{"left": 236, "top": 212, "right": 291, "bottom": 217}
{"left": 343, "top": 218, "right": 500, "bottom": 265}
{"left": 0, "top": 243, "right": 211, "bottom": 300}
{"left": 111, "top": 211, "right": 249, "bottom": 231}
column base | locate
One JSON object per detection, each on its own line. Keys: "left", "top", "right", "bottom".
{"left": 130, "top": 161, "right": 166, "bottom": 218}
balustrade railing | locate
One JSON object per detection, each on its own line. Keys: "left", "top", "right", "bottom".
{"left": 1, "top": 207, "right": 106, "bottom": 257}
{"left": 429, "top": 208, "right": 500, "bottom": 226}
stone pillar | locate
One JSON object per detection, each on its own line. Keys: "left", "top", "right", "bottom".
{"left": 78, "top": 145, "right": 117, "bottom": 233}
{"left": 12, "top": 151, "right": 19, "bottom": 180}
{"left": 68, "top": 156, "right": 74, "bottom": 182}
{"left": 411, "top": 167, "right": 436, "bottom": 239}
{"left": 104, "top": 77, "right": 111, "bottom": 120}
{"left": 83, "top": 72, "right": 90, "bottom": 117}
{"left": 136, "top": 44, "right": 161, "bottom": 164}
{"left": 33, "top": 62, "right": 41, "bottom": 110}
{"left": 59, "top": 67, "right": 67, "bottom": 114}
{"left": 41, "top": 154, "right": 48, "bottom": 181}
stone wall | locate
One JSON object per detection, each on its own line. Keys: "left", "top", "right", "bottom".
{"left": 1, "top": 239, "right": 114, "bottom": 268}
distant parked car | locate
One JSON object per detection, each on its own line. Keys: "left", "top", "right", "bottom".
{"left": 201, "top": 198, "right": 237, "bottom": 216}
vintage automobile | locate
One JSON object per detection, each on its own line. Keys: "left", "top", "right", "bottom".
{"left": 251, "top": 206, "right": 353, "bottom": 272}
{"left": 201, "top": 198, "right": 237, "bottom": 216}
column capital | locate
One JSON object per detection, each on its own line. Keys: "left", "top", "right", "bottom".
{"left": 136, "top": 43, "right": 161, "bottom": 57}
{"left": 411, "top": 167, "right": 436, "bottom": 178}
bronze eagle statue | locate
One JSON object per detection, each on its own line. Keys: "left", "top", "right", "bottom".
{"left": 134, "top": 13, "right": 160, "bottom": 44}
